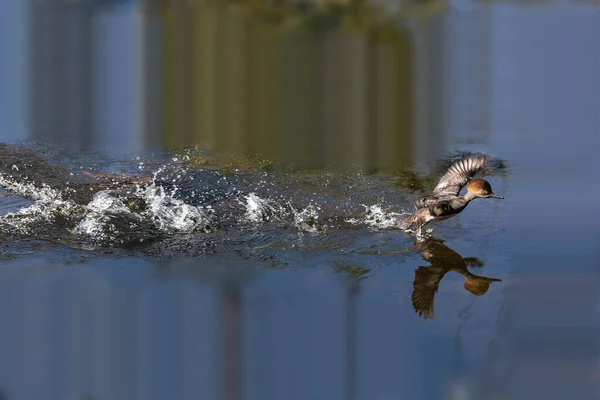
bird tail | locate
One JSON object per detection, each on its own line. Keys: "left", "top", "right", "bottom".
{"left": 397, "top": 215, "right": 414, "bottom": 230}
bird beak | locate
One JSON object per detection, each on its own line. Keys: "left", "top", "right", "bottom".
{"left": 489, "top": 194, "right": 504, "bottom": 199}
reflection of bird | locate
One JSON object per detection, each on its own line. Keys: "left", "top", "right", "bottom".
{"left": 411, "top": 238, "right": 501, "bottom": 319}
{"left": 398, "top": 155, "right": 503, "bottom": 233}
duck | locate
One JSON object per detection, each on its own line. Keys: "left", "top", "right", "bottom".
{"left": 398, "top": 155, "right": 503, "bottom": 233}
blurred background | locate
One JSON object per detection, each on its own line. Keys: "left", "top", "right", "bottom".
{"left": 1, "top": 1, "right": 600, "bottom": 400}
{"left": 0, "top": 0, "right": 552, "bottom": 168}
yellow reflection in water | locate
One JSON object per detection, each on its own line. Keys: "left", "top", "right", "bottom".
{"left": 159, "top": 2, "right": 414, "bottom": 169}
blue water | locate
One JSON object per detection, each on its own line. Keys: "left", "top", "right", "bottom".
{"left": 0, "top": 2, "right": 599, "bottom": 400}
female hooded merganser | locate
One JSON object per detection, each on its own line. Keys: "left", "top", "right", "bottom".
{"left": 398, "top": 155, "right": 503, "bottom": 232}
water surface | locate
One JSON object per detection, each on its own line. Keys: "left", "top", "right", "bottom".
{"left": 0, "top": 2, "right": 599, "bottom": 400}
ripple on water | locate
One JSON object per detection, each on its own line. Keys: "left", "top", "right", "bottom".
{"left": 0, "top": 189, "right": 33, "bottom": 216}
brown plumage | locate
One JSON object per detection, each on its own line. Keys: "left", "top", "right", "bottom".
{"left": 398, "top": 155, "right": 503, "bottom": 232}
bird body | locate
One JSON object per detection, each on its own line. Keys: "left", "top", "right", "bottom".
{"left": 398, "top": 155, "right": 503, "bottom": 231}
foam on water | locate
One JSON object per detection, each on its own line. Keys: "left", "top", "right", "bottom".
{"left": 73, "top": 190, "right": 139, "bottom": 241}
{"left": 290, "top": 202, "right": 321, "bottom": 233}
{"left": 240, "top": 193, "right": 326, "bottom": 233}
{"left": 0, "top": 173, "right": 80, "bottom": 234}
{"left": 142, "top": 184, "right": 213, "bottom": 233}
{"left": 86, "top": 190, "right": 130, "bottom": 214}
{"left": 72, "top": 183, "right": 214, "bottom": 244}
{"left": 241, "top": 193, "right": 280, "bottom": 223}
{"left": 0, "top": 164, "right": 215, "bottom": 242}
{"left": 0, "top": 152, "right": 418, "bottom": 245}
{"left": 0, "top": 173, "right": 66, "bottom": 203}
{"left": 347, "top": 204, "right": 408, "bottom": 230}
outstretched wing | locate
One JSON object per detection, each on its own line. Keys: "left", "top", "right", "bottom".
{"left": 411, "top": 266, "right": 445, "bottom": 319}
{"left": 431, "top": 155, "right": 488, "bottom": 197}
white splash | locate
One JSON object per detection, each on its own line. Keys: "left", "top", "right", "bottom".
{"left": 0, "top": 173, "right": 62, "bottom": 202}
{"left": 142, "top": 185, "right": 212, "bottom": 233}
{"left": 290, "top": 203, "right": 320, "bottom": 233}
{"left": 73, "top": 190, "right": 132, "bottom": 240}
{"left": 241, "top": 193, "right": 279, "bottom": 223}
{"left": 85, "top": 190, "right": 129, "bottom": 214}
{"left": 350, "top": 204, "right": 408, "bottom": 229}
{"left": 0, "top": 173, "right": 80, "bottom": 234}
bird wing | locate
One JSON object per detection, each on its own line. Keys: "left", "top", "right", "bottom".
{"left": 463, "top": 257, "right": 484, "bottom": 268}
{"left": 411, "top": 266, "right": 445, "bottom": 319}
{"left": 431, "top": 155, "right": 488, "bottom": 197}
